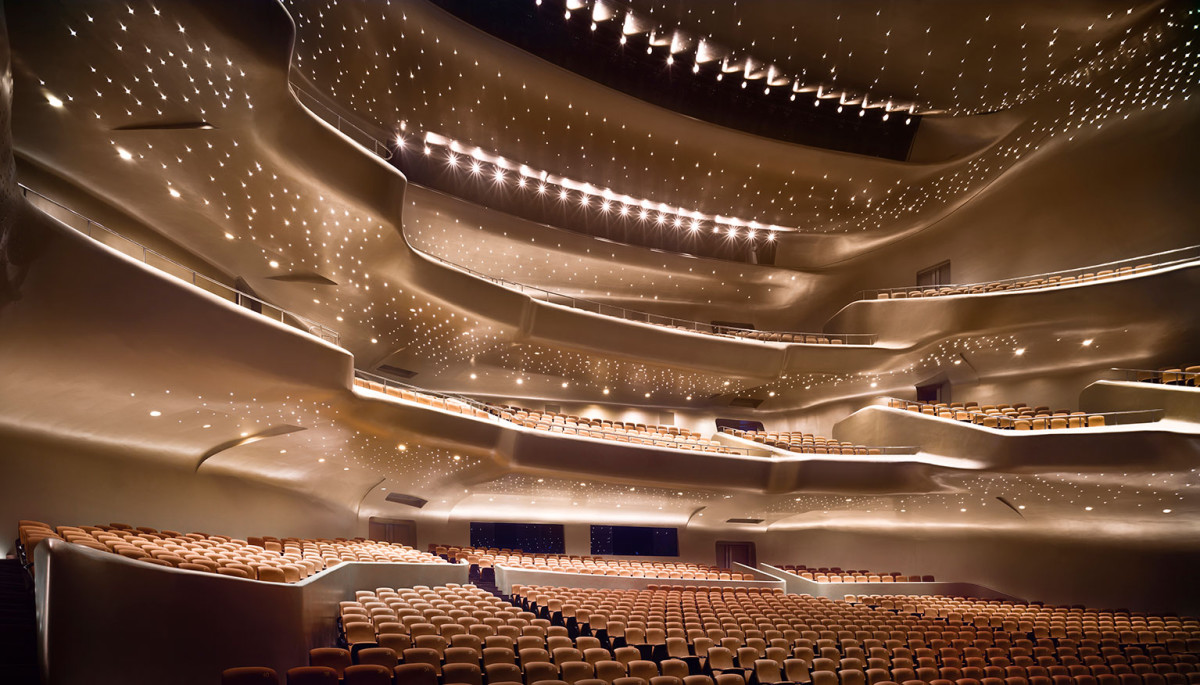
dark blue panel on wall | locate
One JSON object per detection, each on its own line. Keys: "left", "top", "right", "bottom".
{"left": 591, "top": 525, "right": 679, "bottom": 556}
{"left": 470, "top": 521, "right": 565, "bottom": 554}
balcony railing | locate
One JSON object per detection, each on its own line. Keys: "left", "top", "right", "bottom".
{"left": 856, "top": 244, "right": 1200, "bottom": 301}
{"left": 353, "top": 370, "right": 753, "bottom": 455}
{"left": 717, "top": 427, "right": 918, "bottom": 455}
{"left": 20, "top": 184, "right": 340, "bottom": 346}
{"left": 288, "top": 79, "right": 877, "bottom": 348}
{"left": 1105, "top": 367, "right": 1200, "bottom": 386}
{"left": 879, "top": 396, "right": 1162, "bottom": 428}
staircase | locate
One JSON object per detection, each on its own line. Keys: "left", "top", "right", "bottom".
{"left": 0, "top": 558, "right": 38, "bottom": 684}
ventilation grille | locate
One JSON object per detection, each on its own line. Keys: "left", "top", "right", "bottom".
{"left": 729, "top": 397, "right": 763, "bottom": 408}
{"left": 725, "top": 517, "right": 765, "bottom": 524}
{"left": 385, "top": 493, "right": 428, "bottom": 508}
{"left": 377, "top": 365, "right": 417, "bottom": 380}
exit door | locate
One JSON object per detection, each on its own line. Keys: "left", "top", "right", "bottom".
{"left": 716, "top": 540, "right": 756, "bottom": 569}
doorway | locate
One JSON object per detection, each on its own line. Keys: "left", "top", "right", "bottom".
{"left": 916, "top": 380, "right": 949, "bottom": 404}
{"left": 367, "top": 517, "right": 417, "bottom": 546}
{"left": 716, "top": 540, "right": 757, "bottom": 569}
{"left": 916, "top": 260, "right": 951, "bottom": 287}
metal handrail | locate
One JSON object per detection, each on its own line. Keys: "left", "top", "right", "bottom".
{"left": 287, "top": 79, "right": 878, "bottom": 347}
{"left": 857, "top": 244, "right": 1200, "bottom": 301}
{"left": 354, "top": 370, "right": 752, "bottom": 455}
{"left": 1106, "top": 367, "right": 1200, "bottom": 385}
{"left": 290, "top": 83, "right": 394, "bottom": 161}
{"left": 878, "top": 396, "right": 1162, "bottom": 427}
{"left": 717, "top": 427, "right": 918, "bottom": 455}
{"left": 352, "top": 369, "right": 503, "bottom": 422}
{"left": 19, "top": 184, "right": 340, "bottom": 346}
{"left": 521, "top": 416, "right": 751, "bottom": 455}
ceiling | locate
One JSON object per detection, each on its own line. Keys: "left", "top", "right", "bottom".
{"left": 1, "top": 0, "right": 1198, "bottom": 538}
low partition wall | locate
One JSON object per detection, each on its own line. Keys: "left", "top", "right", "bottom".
{"left": 495, "top": 563, "right": 786, "bottom": 594}
{"left": 35, "top": 539, "right": 468, "bottom": 685}
{"left": 757, "top": 563, "right": 1022, "bottom": 602}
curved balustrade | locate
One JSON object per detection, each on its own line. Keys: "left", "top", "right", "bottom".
{"left": 289, "top": 80, "right": 878, "bottom": 348}
{"left": 858, "top": 244, "right": 1200, "bottom": 301}
{"left": 19, "top": 184, "right": 341, "bottom": 346}
{"left": 718, "top": 426, "right": 916, "bottom": 456}
{"left": 880, "top": 396, "right": 1162, "bottom": 429}
{"left": 1109, "top": 366, "right": 1200, "bottom": 386}
{"left": 352, "top": 371, "right": 753, "bottom": 455}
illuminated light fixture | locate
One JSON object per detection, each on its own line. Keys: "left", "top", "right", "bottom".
{"left": 370, "top": 338, "right": 378, "bottom": 344}
{"left": 561, "top": 382, "right": 569, "bottom": 388}
{"left": 688, "top": 220, "right": 700, "bottom": 232}
{"left": 515, "top": 378, "right": 524, "bottom": 385}
{"left": 672, "top": 217, "right": 682, "bottom": 228}
{"left": 1163, "top": 509, "right": 1172, "bottom": 514}
{"left": 149, "top": 410, "right": 162, "bottom": 417}
{"left": 591, "top": 0, "right": 614, "bottom": 23}
{"left": 766, "top": 232, "right": 775, "bottom": 242}
{"left": 1014, "top": 347, "right": 1026, "bottom": 356}
{"left": 768, "top": 391, "right": 776, "bottom": 397}
{"left": 446, "top": 152, "right": 459, "bottom": 167}
{"left": 666, "top": 55, "right": 674, "bottom": 65}
{"left": 870, "top": 382, "right": 878, "bottom": 388}
{"left": 318, "top": 458, "right": 325, "bottom": 462}
{"left": 644, "top": 392, "right": 651, "bottom": 398}
{"left": 46, "top": 93, "right": 65, "bottom": 108}
{"left": 268, "top": 260, "right": 279, "bottom": 268}
{"left": 600, "top": 200, "right": 612, "bottom": 213}
{"left": 578, "top": 194, "right": 589, "bottom": 207}
{"left": 602, "top": 388, "right": 610, "bottom": 395}
{"left": 469, "top": 373, "right": 477, "bottom": 379}
{"left": 882, "top": 113, "right": 890, "bottom": 121}
{"left": 397, "top": 444, "right": 407, "bottom": 451}
{"left": 168, "top": 187, "right": 181, "bottom": 198}
{"left": 727, "top": 227, "right": 737, "bottom": 237}
{"left": 492, "top": 168, "right": 505, "bottom": 184}
{"left": 537, "top": 183, "right": 547, "bottom": 194}
{"left": 224, "top": 232, "right": 235, "bottom": 240}
{"left": 619, "top": 35, "right": 626, "bottom": 45}
{"left": 395, "top": 134, "right": 405, "bottom": 148}
{"left": 516, "top": 176, "right": 527, "bottom": 188}
{"left": 117, "top": 147, "right": 134, "bottom": 161}
{"left": 423, "top": 145, "right": 431, "bottom": 155}
{"left": 622, "top": 11, "right": 647, "bottom": 35}
{"left": 453, "top": 455, "right": 461, "bottom": 461}
{"left": 565, "top": 0, "right": 585, "bottom": 9}
{"left": 1082, "top": 338, "right": 1094, "bottom": 346}
{"left": 559, "top": 189, "right": 569, "bottom": 200}
{"left": 469, "top": 160, "right": 482, "bottom": 175}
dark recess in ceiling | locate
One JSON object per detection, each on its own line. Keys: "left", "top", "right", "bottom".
{"left": 430, "top": 0, "right": 919, "bottom": 161}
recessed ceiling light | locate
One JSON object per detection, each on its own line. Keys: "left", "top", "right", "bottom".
{"left": 46, "top": 94, "right": 64, "bottom": 108}
{"left": 268, "top": 260, "right": 279, "bottom": 268}
{"left": 397, "top": 444, "right": 407, "bottom": 451}
{"left": 149, "top": 410, "right": 162, "bottom": 417}
{"left": 116, "top": 147, "right": 133, "bottom": 161}
{"left": 1014, "top": 348, "right": 1026, "bottom": 356}
{"left": 1082, "top": 339, "right": 1094, "bottom": 346}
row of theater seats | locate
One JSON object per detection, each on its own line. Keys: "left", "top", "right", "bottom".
{"left": 224, "top": 583, "right": 1200, "bottom": 685}
{"left": 873, "top": 264, "right": 1156, "bottom": 300}
{"left": 491, "top": 405, "right": 739, "bottom": 455}
{"left": 357, "top": 377, "right": 738, "bottom": 455}
{"left": 16, "top": 519, "right": 445, "bottom": 582}
{"left": 720, "top": 429, "right": 885, "bottom": 456}
{"left": 1133, "top": 367, "right": 1200, "bottom": 386}
{"left": 776, "top": 566, "right": 933, "bottom": 584}
{"left": 885, "top": 400, "right": 1108, "bottom": 430}
{"left": 435, "top": 547, "right": 750, "bottom": 581}
{"left": 355, "top": 378, "right": 494, "bottom": 419}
